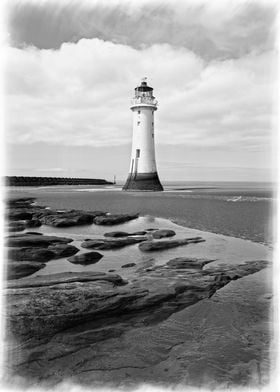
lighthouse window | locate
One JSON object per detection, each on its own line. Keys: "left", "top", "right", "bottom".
{"left": 138, "top": 111, "right": 141, "bottom": 115}
{"left": 136, "top": 149, "right": 140, "bottom": 158}
{"left": 137, "top": 121, "right": 140, "bottom": 126}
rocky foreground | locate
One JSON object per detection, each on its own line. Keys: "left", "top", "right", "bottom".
{"left": 3, "top": 197, "right": 272, "bottom": 387}
{"left": 5, "top": 197, "right": 140, "bottom": 279}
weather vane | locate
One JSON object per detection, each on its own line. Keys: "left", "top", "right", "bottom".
{"left": 141, "top": 77, "right": 147, "bottom": 83}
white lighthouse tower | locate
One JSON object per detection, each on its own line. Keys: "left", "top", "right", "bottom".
{"left": 123, "top": 78, "right": 163, "bottom": 191}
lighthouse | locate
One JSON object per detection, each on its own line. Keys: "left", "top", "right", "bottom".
{"left": 123, "top": 79, "right": 163, "bottom": 191}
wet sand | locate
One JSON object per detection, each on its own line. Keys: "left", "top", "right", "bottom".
{"left": 3, "top": 187, "right": 275, "bottom": 388}
{"left": 6, "top": 186, "right": 273, "bottom": 244}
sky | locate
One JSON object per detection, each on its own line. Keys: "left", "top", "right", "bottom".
{"left": 4, "top": 0, "right": 278, "bottom": 182}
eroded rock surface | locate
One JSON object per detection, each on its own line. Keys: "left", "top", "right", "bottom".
{"left": 139, "top": 237, "right": 205, "bottom": 252}
{"left": 104, "top": 231, "right": 147, "bottom": 237}
{"left": 7, "top": 247, "right": 56, "bottom": 262}
{"left": 152, "top": 229, "right": 176, "bottom": 239}
{"left": 39, "top": 211, "right": 95, "bottom": 227}
{"left": 6, "top": 233, "right": 73, "bottom": 248}
{"left": 166, "top": 257, "right": 216, "bottom": 269}
{"left": 121, "top": 263, "right": 136, "bottom": 268}
{"left": 3, "top": 223, "right": 271, "bottom": 388}
{"left": 6, "top": 221, "right": 26, "bottom": 232}
{"left": 93, "top": 213, "right": 139, "bottom": 225}
{"left": 81, "top": 236, "right": 147, "bottom": 250}
{"left": 5, "top": 197, "right": 107, "bottom": 229}
{"left": 7, "top": 261, "right": 46, "bottom": 280}
{"left": 48, "top": 244, "right": 80, "bottom": 258}
{"left": 68, "top": 251, "right": 103, "bottom": 265}
{"left": 5, "top": 259, "right": 269, "bottom": 342}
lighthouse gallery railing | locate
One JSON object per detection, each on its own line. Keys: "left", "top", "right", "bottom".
{"left": 131, "top": 97, "right": 158, "bottom": 106}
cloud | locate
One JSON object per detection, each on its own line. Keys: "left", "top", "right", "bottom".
{"left": 5, "top": 36, "right": 276, "bottom": 150}
{"left": 7, "top": 0, "right": 276, "bottom": 60}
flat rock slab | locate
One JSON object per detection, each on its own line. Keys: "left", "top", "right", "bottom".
{"left": 7, "top": 247, "right": 56, "bottom": 262}
{"left": 5, "top": 234, "right": 73, "bottom": 248}
{"left": 39, "top": 211, "right": 96, "bottom": 227}
{"left": 104, "top": 231, "right": 147, "bottom": 238}
{"left": 25, "top": 219, "right": 42, "bottom": 228}
{"left": 5, "top": 198, "right": 107, "bottom": 230}
{"left": 93, "top": 214, "right": 139, "bottom": 225}
{"left": 5, "top": 260, "right": 269, "bottom": 343}
{"left": 68, "top": 251, "right": 103, "bottom": 265}
{"left": 48, "top": 244, "right": 80, "bottom": 258}
{"left": 81, "top": 236, "right": 147, "bottom": 250}
{"left": 6, "top": 271, "right": 127, "bottom": 289}
{"left": 139, "top": 237, "right": 205, "bottom": 252}
{"left": 166, "top": 257, "right": 216, "bottom": 269}
{"left": 6, "top": 197, "right": 36, "bottom": 208}
{"left": 152, "top": 229, "right": 176, "bottom": 239}
{"left": 7, "top": 261, "right": 46, "bottom": 280}
{"left": 7, "top": 211, "right": 34, "bottom": 221}
{"left": 5, "top": 221, "right": 26, "bottom": 232}
{"left": 121, "top": 263, "right": 136, "bottom": 268}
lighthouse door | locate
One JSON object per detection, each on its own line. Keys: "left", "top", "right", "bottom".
{"left": 134, "top": 149, "right": 140, "bottom": 177}
{"left": 131, "top": 159, "right": 134, "bottom": 173}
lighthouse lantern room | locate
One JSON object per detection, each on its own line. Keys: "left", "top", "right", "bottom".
{"left": 123, "top": 78, "right": 163, "bottom": 191}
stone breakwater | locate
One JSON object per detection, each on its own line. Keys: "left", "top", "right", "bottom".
{"left": 3, "top": 197, "right": 272, "bottom": 387}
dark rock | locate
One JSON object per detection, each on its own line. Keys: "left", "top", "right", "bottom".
{"left": 5, "top": 272, "right": 139, "bottom": 339}
{"left": 33, "top": 209, "right": 58, "bottom": 219}
{"left": 139, "top": 237, "right": 205, "bottom": 252}
{"left": 104, "top": 231, "right": 147, "bottom": 238}
{"left": 25, "top": 232, "right": 43, "bottom": 235}
{"left": 5, "top": 218, "right": 41, "bottom": 232}
{"left": 4, "top": 261, "right": 269, "bottom": 342}
{"left": 85, "top": 211, "right": 107, "bottom": 218}
{"left": 6, "top": 234, "right": 73, "bottom": 248}
{"left": 7, "top": 271, "right": 127, "bottom": 289}
{"left": 7, "top": 261, "right": 45, "bottom": 280}
{"left": 104, "top": 231, "right": 130, "bottom": 237}
{"left": 6, "top": 221, "right": 26, "bottom": 232}
{"left": 145, "top": 228, "right": 158, "bottom": 231}
{"left": 166, "top": 257, "right": 216, "bottom": 269}
{"left": 8, "top": 211, "right": 33, "bottom": 221}
{"left": 5, "top": 199, "right": 46, "bottom": 228}
{"left": 7, "top": 247, "right": 56, "bottom": 262}
{"left": 121, "top": 263, "right": 136, "bottom": 268}
{"left": 48, "top": 244, "right": 80, "bottom": 258}
{"left": 68, "top": 251, "right": 103, "bottom": 265}
{"left": 25, "top": 219, "right": 42, "bottom": 228}
{"left": 6, "top": 197, "right": 36, "bottom": 208}
{"left": 108, "top": 269, "right": 116, "bottom": 272}
{"left": 93, "top": 213, "right": 139, "bottom": 225}
{"left": 152, "top": 229, "right": 176, "bottom": 239}
{"left": 39, "top": 211, "right": 95, "bottom": 227}
{"left": 81, "top": 236, "right": 147, "bottom": 250}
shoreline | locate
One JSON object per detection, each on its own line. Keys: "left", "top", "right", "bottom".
{"left": 3, "top": 195, "right": 273, "bottom": 387}
{"left": 169, "top": 217, "right": 273, "bottom": 248}
{"left": 6, "top": 186, "right": 273, "bottom": 245}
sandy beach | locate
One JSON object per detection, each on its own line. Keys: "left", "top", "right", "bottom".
{"left": 6, "top": 185, "right": 274, "bottom": 244}
{"left": 3, "top": 187, "right": 275, "bottom": 389}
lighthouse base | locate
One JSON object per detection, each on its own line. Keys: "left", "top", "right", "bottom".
{"left": 123, "top": 172, "right": 163, "bottom": 192}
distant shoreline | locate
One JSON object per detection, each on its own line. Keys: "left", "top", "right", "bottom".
{"left": 5, "top": 176, "right": 113, "bottom": 187}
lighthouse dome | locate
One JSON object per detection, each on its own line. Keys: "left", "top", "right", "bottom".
{"left": 135, "top": 80, "right": 153, "bottom": 92}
